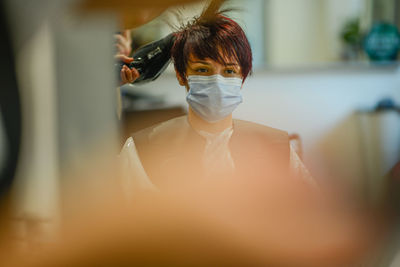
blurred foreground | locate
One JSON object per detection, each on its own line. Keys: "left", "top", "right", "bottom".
{"left": 0, "top": 145, "right": 396, "bottom": 267}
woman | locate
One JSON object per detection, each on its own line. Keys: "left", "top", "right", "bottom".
{"left": 119, "top": 11, "right": 315, "bottom": 195}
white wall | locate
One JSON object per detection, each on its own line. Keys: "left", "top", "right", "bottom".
{"left": 265, "top": 0, "right": 326, "bottom": 66}
{"left": 265, "top": 0, "right": 366, "bottom": 66}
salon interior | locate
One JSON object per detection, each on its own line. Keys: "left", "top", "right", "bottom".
{"left": 1, "top": 0, "right": 400, "bottom": 266}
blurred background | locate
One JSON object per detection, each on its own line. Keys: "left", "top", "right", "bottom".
{"left": 0, "top": 0, "right": 399, "bottom": 264}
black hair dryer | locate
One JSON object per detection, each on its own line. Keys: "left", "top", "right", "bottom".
{"left": 116, "top": 33, "right": 175, "bottom": 84}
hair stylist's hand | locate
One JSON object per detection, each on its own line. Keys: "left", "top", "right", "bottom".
{"left": 115, "top": 54, "right": 140, "bottom": 85}
{"left": 115, "top": 30, "right": 139, "bottom": 84}
{"left": 115, "top": 30, "right": 132, "bottom": 57}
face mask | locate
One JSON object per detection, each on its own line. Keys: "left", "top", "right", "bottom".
{"left": 186, "top": 74, "right": 243, "bottom": 123}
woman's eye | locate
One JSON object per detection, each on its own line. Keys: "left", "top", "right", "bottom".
{"left": 196, "top": 68, "right": 208, "bottom": 73}
{"left": 225, "top": 69, "right": 236, "bottom": 74}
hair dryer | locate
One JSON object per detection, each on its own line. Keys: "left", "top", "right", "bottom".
{"left": 117, "top": 33, "right": 175, "bottom": 84}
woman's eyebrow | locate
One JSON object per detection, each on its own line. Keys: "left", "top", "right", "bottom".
{"left": 189, "top": 60, "right": 211, "bottom": 65}
{"left": 225, "top": 63, "right": 239, "bottom": 66}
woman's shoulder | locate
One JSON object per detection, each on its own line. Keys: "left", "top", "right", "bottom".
{"left": 131, "top": 115, "right": 190, "bottom": 146}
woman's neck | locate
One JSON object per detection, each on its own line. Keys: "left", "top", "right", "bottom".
{"left": 187, "top": 107, "right": 233, "bottom": 134}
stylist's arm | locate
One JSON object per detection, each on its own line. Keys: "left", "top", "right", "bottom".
{"left": 115, "top": 30, "right": 140, "bottom": 84}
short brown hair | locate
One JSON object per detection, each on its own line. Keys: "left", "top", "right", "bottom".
{"left": 171, "top": 13, "right": 253, "bottom": 83}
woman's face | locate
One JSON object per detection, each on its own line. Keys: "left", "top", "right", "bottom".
{"left": 177, "top": 53, "right": 242, "bottom": 88}
{"left": 186, "top": 54, "right": 242, "bottom": 78}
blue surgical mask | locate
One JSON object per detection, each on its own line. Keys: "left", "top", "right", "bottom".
{"left": 186, "top": 74, "right": 243, "bottom": 123}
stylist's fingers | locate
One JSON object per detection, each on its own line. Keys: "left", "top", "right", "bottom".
{"left": 130, "top": 67, "right": 140, "bottom": 82}
{"left": 125, "top": 66, "right": 133, "bottom": 83}
{"left": 120, "top": 66, "right": 139, "bottom": 84}
{"left": 120, "top": 66, "right": 129, "bottom": 84}
{"left": 114, "top": 34, "right": 126, "bottom": 43}
{"left": 122, "top": 30, "right": 131, "bottom": 43}
{"left": 115, "top": 43, "right": 128, "bottom": 56}
{"left": 115, "top": 35, "right": 130, "bottom": 50}
{"left": 115, "top": 30, "right": 132, "bottom": 56}
{"left": 126, "top": 67, "right": 140, "bottom": 83}
{"left": 115, "top": 54, "right": 134, "bottom": 63}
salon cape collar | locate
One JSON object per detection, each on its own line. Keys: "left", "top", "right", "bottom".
{"left": 187, "top": 107, "right": 233, "bottom": 134}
